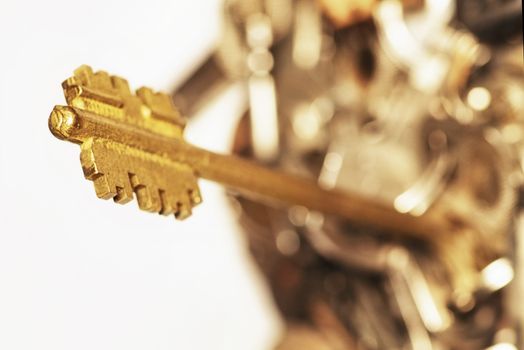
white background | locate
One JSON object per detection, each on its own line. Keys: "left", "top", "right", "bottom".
{"left": 0, "top": 1, "right": 281, "bottom": 349}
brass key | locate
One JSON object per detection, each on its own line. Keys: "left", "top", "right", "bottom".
{"left": 49, "top": 65, "right": 444, "bottom": 237}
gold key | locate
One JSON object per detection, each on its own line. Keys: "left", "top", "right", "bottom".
{"left": 49, "top": 65, "right": 444, "bottom": 236}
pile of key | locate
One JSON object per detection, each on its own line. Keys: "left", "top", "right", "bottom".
{"left": 50, "top": 0, "right": 524, "bottom": 349}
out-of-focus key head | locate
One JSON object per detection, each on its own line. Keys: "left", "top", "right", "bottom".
{"left": 61, "top": 65, "right": 186, "bottom": 138}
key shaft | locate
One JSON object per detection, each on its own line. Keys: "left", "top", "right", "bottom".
{"left": 50, "top": 105, "right": 444, "bottom": 238}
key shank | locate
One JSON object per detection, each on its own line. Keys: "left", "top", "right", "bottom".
{"left": 50, "top": 105, "right": 445, "bottom": 238}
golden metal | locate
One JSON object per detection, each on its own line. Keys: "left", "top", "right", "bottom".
{"left": 49, "top": 65, "right": 445, "bottom": 236}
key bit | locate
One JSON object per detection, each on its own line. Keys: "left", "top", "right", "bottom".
{"left": 49, "top": 65, "right": 445, "bottom": 237}
{"left": 80, "top": 137, "right": 200, "bottom": 218}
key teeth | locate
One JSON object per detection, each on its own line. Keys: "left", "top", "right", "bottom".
{"left": 136, "top": 87, "right": 165, "bottom": 111}
{"left": 114, "top": 185, "right": 134, "bottom": 204}
{"left": 188, "top": 188, "right": 202, "bottom": 206}
{"left": 80, "top": 139, "right": 100, "bottom": 180}
{"left": 65, "top": 65, "right": 125, "bottom": 99}
{"left": 73, "top": 65, "right": 94, "bottom": 85}
{"left": 155, "top": 188, "right": 195, "bottom": 219}
{"left": 110, "top": 76, "right": 131, "bottom": 95}
{"left": 78, "top": 138, "right": 200, "bottom": 219}
{"left": 93, "top": 70, "right": 112, "bottom": 90}
{"left": 175, "top": 189, "right": 195, "bottom": 220}
{"left": 82, "top": 143, "right": 134, "bottom": 204}
{"left": 175, "top": 203, "right": 192, "bottom": 220}
{"left": 67, "top": 65, "right": 129, "bottom": 95}
{"left": 72, "top": 65, "right": 112, "bottom": 91}
{"left": 136, "top": 87, "right": 154, "bottom": 112}
{"left": 158, "top": 190, "right": 175, "bottom": 216}
{"left": 136, "top": 86, "right": 186, "bottom": 127}
{"left": 81, "top": 140, "right": 114, "bottom": 199}
{"left": 129, "top": 173, "right": 162, "bottom": 213}
{"left": 91, "top": 173, "right": 134, "bottom": 204}
{"left": 93, "top": 175, "right": 116, "bottom": 200}
{"left": 135, "top": 186, "right": 162, "bottom": 213}
{"left": 82, "top": 161, "right": 99, "bottom": 180}
{"left": 128, "top": 173, "right": 198, "bottom": 218}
